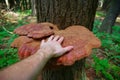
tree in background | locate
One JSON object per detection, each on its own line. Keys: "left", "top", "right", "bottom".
{"left": 100, "top": 0, "right": 120, "bottom": 33}
{"left": 5, "top": 0, "right": 16, "bottom": 10}
{"left": 101, "top": 0, "right": 111, "bottom": 11}
{"left": 36, "top": 0, "right": 98, "bottom": 80}
{"left": 3, "top": 0, "right": 31, "bottom": 11}
{"left": 20, "top": 0, "right": 31, "bottom": 10}
{"left": 36, "top": 0, "right": 98, "bottom": 30}
{"left": 31, "top": 0, "right": 36, "bottom": 16}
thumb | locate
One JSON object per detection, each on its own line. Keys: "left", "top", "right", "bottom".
{"left": 54, "top": 46, "right": 73, "bottom": 57}
{"left": 62, "top": 46, "right": 73, "bottom": 54}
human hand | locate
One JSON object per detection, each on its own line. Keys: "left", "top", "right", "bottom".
{"left": 39, "top": 35, "right": 73, "bottom": 57}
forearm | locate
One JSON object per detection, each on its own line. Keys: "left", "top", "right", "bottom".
{"left": 0, "top": 50, "right": 51, "bottom": 80}
{"left": 0, "top": 36, "right": 73, "bottom": 80}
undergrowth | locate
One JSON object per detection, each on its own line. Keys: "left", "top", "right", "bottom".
{"left": 0, "top": 10, "right": 120, "bottom": 80}
{"left": 92, "top": 20, "right": 120, "bottom": 80}
{"left": 0, "top": 19, "right": 28, "bottom": 69}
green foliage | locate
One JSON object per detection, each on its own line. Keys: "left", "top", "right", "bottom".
{"left": 92, "top": 55, "right": 120, "bottom": 80}
{"left": 0, "top": 16, "right": 28, "bottom": 69}
{"left": 16, "top": 10, "right": 32, "bottom": 18}
{"left": 0, "top": 26, "right": 19, "bottom": 69}
{"left": 96, "top": 11, "right": 106, "bottom": 17}
{"left": 0, "top": 10, "right": 32, "bottom": 69}
{"left": 93, "top": 25, "right": 120, "bottom": 65}
{"left": 0, "top": 48, "right": 19, "bottom": 68}
{"left": 92, "top": 19, "right": 120, "bottom": 79}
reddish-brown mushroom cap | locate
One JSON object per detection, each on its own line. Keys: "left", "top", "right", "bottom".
{"left": 18, "top": 40, "right": 40, "bottom": 59}
{"left": 11, "top": 23, "right": 101, "bottom": 66}
{"left": 14, "top": 22, "right": 58, "bottom": 39}
{"left": 40, "top": 22, "right": 59, "bottom": 31}
{"left": 55, "top": 26, "right": 101, "bottom": 65}
{"left": 11, "top": 36, "right": 33, "bottom": 48}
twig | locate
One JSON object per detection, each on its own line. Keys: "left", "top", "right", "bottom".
{"left": 2, "top": 26, "right": 14, "bottom": 34}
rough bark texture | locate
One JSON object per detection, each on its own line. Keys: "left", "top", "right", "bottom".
{"left": 36, "top": 0, "right": 98, "bottom": 30}
{"left": 31, "top": 0, "right": 36, "bottom": 16}
{"left": 20, "top": 0, "right": 31, "bottom": 10}
{"left": 42, "top": 59, "right": 86, "bottom": 80}
{"left": 102, "top": 0, "right": 111, "bottom": 11}
{"left": 100, "top": 0, "right": 120, "bottom": 33}
{"left": 36, "top": 0, "right": 98, "bottom": 80}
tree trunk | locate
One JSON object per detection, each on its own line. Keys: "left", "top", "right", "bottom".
{"left": 31, "top": 0, "right": 36, "bottom": 16}
{"left": 36, "top": 0, "right": 98, "bottom": 80}
{"left": 20, "top": 0, "right": 31, "bottom": 10}
{"left": 101, "top": 0, "right": 111, "bottom": 11}
{"left": 36, "top": 0, "right": 98, "bottom": 30}
{"left": 41, "top": 59, "right": 86, "bottom": 80}
{"left": 100, "top": 0, "right": 120, "bottom": 33}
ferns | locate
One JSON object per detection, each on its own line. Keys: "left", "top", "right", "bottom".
{"left": 0, "top": 19, "right": 27, "bottom": 69}
{"left": 91, "top": 20, "right": 120, "bottom": 79}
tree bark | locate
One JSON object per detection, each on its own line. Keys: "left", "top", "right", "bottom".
{"left": 36, "top": 0, "right": 98, "bottom": 80}
{"left": 20, "top": 0, "right": 31, "bottom": 10}
{"left": 102, "top": 0, "right": 111, "bottom": 11}
{"left": 31, "top": 0, "right": 36, "bottom": 16}
{"left": 100, "top": 0, "right": 120, "bottom": 33}
{"left": 41, "top": 59, "right": 86, "bottom": 80}
{"left": 36, "top": 0, "right": 98, "bottom": 30}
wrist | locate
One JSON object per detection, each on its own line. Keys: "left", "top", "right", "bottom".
{"left": 36, "top": 49, "right": 53, "bottom": 59}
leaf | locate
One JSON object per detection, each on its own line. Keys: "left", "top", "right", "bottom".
{"left": 102, "top": 71, "right": 114, "bottom": 80}
{"left": 109, "top": 56, "right": 120, "bottom": 60}
{"left": 0, "top": 50, "right": 4, "bottom": 55}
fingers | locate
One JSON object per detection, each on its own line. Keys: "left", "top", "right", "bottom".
{"left": 58, "top": 37, "right": 64, "bottom": 43}
{"left": 54, "top": 46, "right": 73, "bottom": 57}
{"left": 53, "top": 35, "right": 59, "bottom": 41}
{"left": 41, "top": 40, "right": 45, "bottom": 46}
{"left": 48, "top": 35, "right": 64, "bottom": 43}
{"left": 63, "top": 46, "right": 73, "bottom": 53}
{"left": 47, "top": 35, "right": 54, "bottom": 41}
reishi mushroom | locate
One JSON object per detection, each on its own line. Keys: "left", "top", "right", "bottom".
{"left": 11, "top": 22, "right": 101, "bottom": 66}
{"left": 14, "top": 22, "right": 58, "bottom": 39}
{"left": 55, "top": 26, "right": 101, "bottom": 65}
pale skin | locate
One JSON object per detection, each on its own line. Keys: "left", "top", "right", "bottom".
{"left": 0, "top": 35, "right": 73, "bottom": 80}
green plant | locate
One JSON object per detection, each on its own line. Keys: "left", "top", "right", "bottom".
{"left": 0, "top": 48, "right": 19, "bottom": 68}
{"left": 93, "top": 21, "right": 120, "bottom": 62}
{"left": 92, "top": 19, "right": 120, "bottom": 79}
{"left": 92, "top": 55, "right": 120, "bottom": 80}
{"left": 16, "top": 10, "right": 32, "bottom": 19}
{"left": 0, "top": 15, "right": 28, "bottom": 69}
{"left": 96, "top": 11, "right": 106, "bottom": 17}
{"left": 0, "top": 27, "right": 19, "bottom": 69}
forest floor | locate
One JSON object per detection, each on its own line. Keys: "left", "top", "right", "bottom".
{"left": 0, "top": 9, "right": 120, "bottom": 80}
{"left": 86, "top": 11, "right": 120, "bottom": 80}
{"left": 1, "top": 10, "right": 120, "bottom": 27}
{"left": 95, "top": 11, "right": 120, "bottom": 25}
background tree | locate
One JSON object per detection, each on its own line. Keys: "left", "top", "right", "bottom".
{"left": 31, "top": 0, "right": 36, "bottom": 16}
{"left": 5, "top": 0, "right": 20, "bottom": 10}
{"left": 3, "top": 0, "right": 31, "bottom": 11}
{"left": 36, "top": 0, "right": 98, "bottom": 80}
{"left": 101, "top": 0, "right": 111, "bottom": 11}
{"left": 100, "top": 0, "right": 120, "bottom": 33}
{"left": 20, "top": 0, "right": 31, "bottom": 10}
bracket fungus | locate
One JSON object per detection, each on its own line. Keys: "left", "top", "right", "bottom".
{"left": 11, "top": 22, "right": 101, "bottom": 66}
{"left": 14, "top": 22, "right": 58, "bottom": 39}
